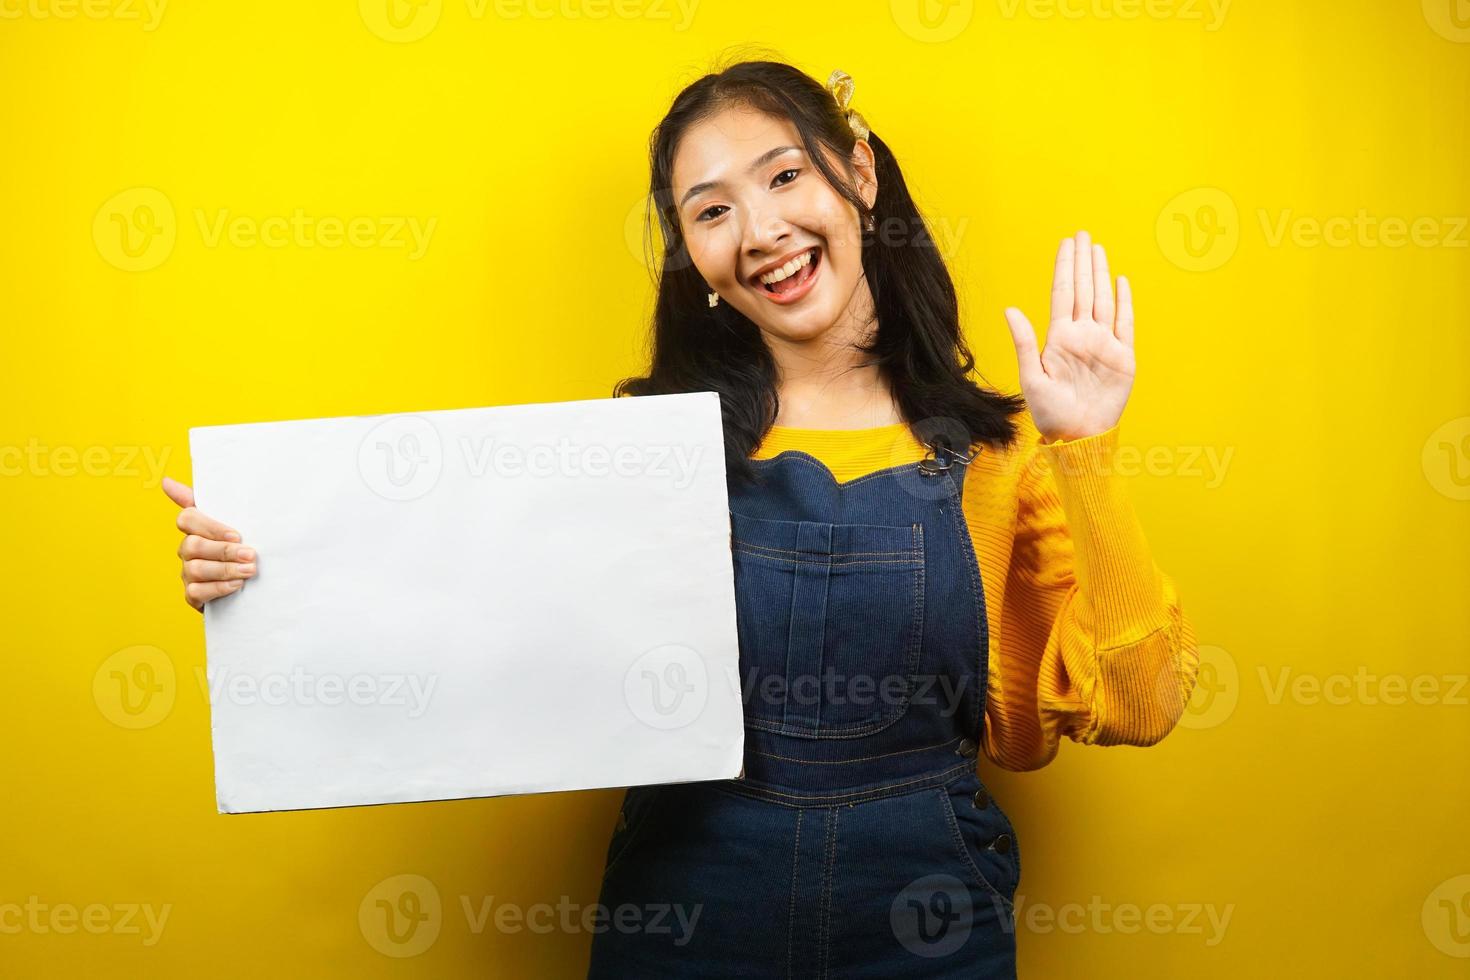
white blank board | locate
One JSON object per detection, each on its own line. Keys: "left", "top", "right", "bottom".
{"left": 190, "top": 391, "right": 744, "bottom": 813}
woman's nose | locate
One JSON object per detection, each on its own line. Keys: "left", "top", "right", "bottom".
{"left": 739, "top": 206, "right": 793, "bottom": 254}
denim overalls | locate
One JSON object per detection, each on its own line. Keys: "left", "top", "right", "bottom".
{"left": 588, "top": 441, "right": 1022, "bottom": 978}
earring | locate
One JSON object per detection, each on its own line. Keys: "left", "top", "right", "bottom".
{"left": 708, "top": 290, "right": 720, "bottom": 307}
{"left": 863, "top": 213, "right": 876, "bottom": 232}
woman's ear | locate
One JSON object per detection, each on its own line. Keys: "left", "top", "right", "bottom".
{"left": 851, "top": 137, "right": 878, "bottom": 209}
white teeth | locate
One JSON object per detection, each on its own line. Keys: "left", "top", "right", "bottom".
{"left": 758, "top": 248, "right": 815, "bottom": 285}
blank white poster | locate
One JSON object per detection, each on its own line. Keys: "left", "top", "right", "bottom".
{"left": 189, "top": 391, "right": 744, "bottom": 814}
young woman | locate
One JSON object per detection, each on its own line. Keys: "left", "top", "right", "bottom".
{"left": 162, "top": 59, "right": 1198, "bottom": 978}
{"left": 588, "top": 60, "right": 1198, "bottom": 977}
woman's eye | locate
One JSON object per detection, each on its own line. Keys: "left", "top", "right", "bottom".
{"left": 693, "top": 170, "right": 797, "bottom": 222}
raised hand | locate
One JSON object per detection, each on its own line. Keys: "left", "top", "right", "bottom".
{"left": 1002, "top": 230, "right": 1136, "bottom": 443}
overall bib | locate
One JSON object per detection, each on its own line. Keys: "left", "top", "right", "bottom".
{"left": 588, "top": 444, "right": 1022, "bottom": 978}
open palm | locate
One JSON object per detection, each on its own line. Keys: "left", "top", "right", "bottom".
{"left": 1003, "top": 230, "right": 1136, "bottom": 443}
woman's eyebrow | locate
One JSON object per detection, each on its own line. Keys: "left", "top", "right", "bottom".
{"left": 678, "top": 145, "right": 803, "bottom": 209}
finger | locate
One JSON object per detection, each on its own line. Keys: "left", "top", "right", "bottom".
{"left": 1116, "top": 275, "right": 1135, "bottom": 348}
{"left": 186, "top": 579, "right": 244, "bottom": 608}
{"left": 183, "top": 558, "right": 257, "bottom": 584}
{"left": 1093, "top": 243, "right": 1114, "bottom": 326}
{"left": 1073, "top": 230, "right": 1093, "bottom": 320}
{"left": 178, "top": 534, "right": 256, "bottom": 563}
{"left": 1003, "top": 307, "right": 1049, "bottom": 383}
{"left": 1049, "top": 237, "right": 1074, "bottom": 325}
{"left": 161, "top": 476, "right": 195, "bottom": 509}
{"left": 176, "top": 506, "right": 241, "bottom": 542}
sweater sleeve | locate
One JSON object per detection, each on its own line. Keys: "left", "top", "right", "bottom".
{"left": 985, "top": 420, "right": 1200, "bottom": 770}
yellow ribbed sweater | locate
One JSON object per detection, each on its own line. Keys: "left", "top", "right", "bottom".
{"left": 751, "top": 411, "right": 1200, "bottom": 772}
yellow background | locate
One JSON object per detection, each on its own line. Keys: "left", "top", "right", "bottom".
{"left": 3, "top": 0, "right": 1468, "bottom": 975}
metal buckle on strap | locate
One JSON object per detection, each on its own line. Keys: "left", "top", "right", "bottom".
{"left": 917, "top": 437, "right": 979, "bottom": 477}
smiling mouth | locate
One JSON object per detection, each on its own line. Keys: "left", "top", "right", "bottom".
{"left": 755, "top": 247, "right": 821, "bottom": 296}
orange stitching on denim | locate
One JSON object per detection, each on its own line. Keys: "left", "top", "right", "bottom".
{"left": 733, "top": 550, "right": 920, "bottom": 567}
{"left": 819, "top": 807, "right": 838, "bottom": 978}
{"left": 787, "top": 808, "right": 803, "bottom": 979}
{"left": 910, "top": 520, "right": 926, "bottom": 679}
{"left": 752, "top": 451, "right": 920, "bottom": 488}
{"left": 941, "top": 468, "right": 987, "bottom": 738}
{"left": 747, "top": 710, "right": 907, "bottom": 738}
{"left": 728, "top": 519, "right": 921, "bottom": 558}
{"left": 719, "top": 763, "right": 973, "bottom": 804}
{"left": 733, "top": 541, "right": 916, "bottom": 559}
{"left": 749, "top": 738, "right": 959, "bottom": 765}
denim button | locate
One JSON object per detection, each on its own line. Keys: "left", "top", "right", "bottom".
{"left": 972, "top": 788, "right": 990, "bottom": 810}
{"left": 992, "top": 833, "right": 1013, "bottom": 854}
{"left": 956, "top": 738, "right": 977, "bottom": 759}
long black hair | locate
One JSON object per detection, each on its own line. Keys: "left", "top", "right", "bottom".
{"left": 615, "top": 57, "right": 1026, "bottom": 485}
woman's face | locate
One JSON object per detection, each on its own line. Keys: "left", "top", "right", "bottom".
{"left": 670, "top": 106, "right": 877, "bottom": 344}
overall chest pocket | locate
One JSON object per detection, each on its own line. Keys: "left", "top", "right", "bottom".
{"left": 729, "top": 510, "right": 926, "bottom": 738}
